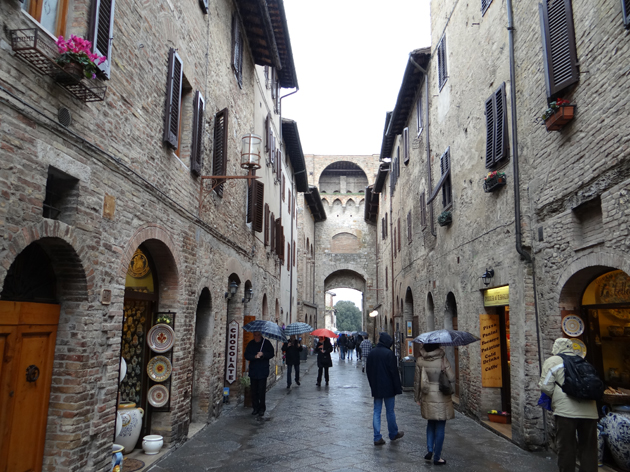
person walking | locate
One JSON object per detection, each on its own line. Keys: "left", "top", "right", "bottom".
{"left": 316, "top": 336, "right": 333, "bottom": 386}
{"left": 281, "top": 334, "right": 302, "bottom": 389}
{"left": 346, "top": 336, "right": 356, "bottom": 361}
{"left": 356, "top": 335, "right": 364, "bottom": 360}
{"left": 244, "top": 331, "right": 275, "bottom": 417}
{"left": 366, "top": 332, "right": 404, "bottom": 446}
{"left": 539, "top": 338, "right": 599, "bottom": 472}
{"left": 338, "top": 334, "right": 347, "bottom": 360}
{"left": 359, "top": 336, "right": 372, "bottom": 373}
{"left": 414, "top": 343, "right": 455, "bottom": 465}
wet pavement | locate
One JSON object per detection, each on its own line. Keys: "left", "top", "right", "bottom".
{"left": 151, "top": 354, "right": 557, "bottom": 472}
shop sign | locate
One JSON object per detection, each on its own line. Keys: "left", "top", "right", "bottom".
{"left": 480, "top": 314, "right": 502, "bottom": 387}
{"left": 406, "top": 321, "right": 413, "bottom": 337}
{"left": 225, "top": 320, "right": 239, "bottom": 384}
{"left": 484, "top": 286, "right": 509, "bottom": 307}
{"left": 407, "top": 340, "right": 414, "bottom": 356}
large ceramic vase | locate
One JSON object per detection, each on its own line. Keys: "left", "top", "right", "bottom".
{"left": 601, "top": 411, "right": 630, "bottom": 471}
{"left": 114, "top": 402, "right": 144, "bottom": 454}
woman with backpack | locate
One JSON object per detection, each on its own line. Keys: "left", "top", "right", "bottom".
{"left": 414, "top": 343, "right": 455, "bottom": 466}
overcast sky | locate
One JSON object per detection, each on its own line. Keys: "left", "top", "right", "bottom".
{"left": 282, "top": 0, "right": 431, "bottom": 156}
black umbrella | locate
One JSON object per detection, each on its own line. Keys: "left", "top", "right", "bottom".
{"left": 413, "top": 329, "right": 479, "bottom": 347}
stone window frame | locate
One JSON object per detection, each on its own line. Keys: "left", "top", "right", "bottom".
{"left": 437, "top": 35, "right": 448, "bottom": 92}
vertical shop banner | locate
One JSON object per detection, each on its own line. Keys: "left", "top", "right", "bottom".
{"left": 226, "top": 320, "right": 239, "bottom": 384}
{"left": 480, "top": 314, "right": 502, "bottom": 387}
{"left": 242, "top": 316, "right": 255, "bottom": 372}
{"left": 407, "top": 340, "right": 414, "bottom": 356}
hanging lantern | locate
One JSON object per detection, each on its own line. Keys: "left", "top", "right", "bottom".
{"left": 240, "top": 134, "right": 262, "bottom": 170}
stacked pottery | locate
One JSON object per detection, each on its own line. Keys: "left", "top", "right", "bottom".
{"left": 600, "top": 406, "right": 630, "bottom": 471}
{"left": 114, "top": 402, "right": 144, "bottom": 454}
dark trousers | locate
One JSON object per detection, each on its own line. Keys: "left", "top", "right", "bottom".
{"left": 317, "top": 366, "right": 329, "bottom": 384}
{"left": 250, "top": 377, "right": 267, "bottom": 413}
{"left": 286, "top": 363, "right": 300, "bottom": 386}
{"left": 555, "top": 416, "right": 598, "bottom": 472}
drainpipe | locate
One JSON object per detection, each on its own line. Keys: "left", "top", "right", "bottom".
{"left": 506, "top": 0, "right": 546, "bottom": 444}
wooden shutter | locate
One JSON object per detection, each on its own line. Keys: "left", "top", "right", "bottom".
{"left": 247, "top": 178, "right": 254, "bottom": 223}
{"left": 264, "top": 204, "right": 270, "bottom": 246}
{"left": 200, "top": 0, "right": 208, "bottom": 14}
{"left": 280, "top": 229, "right": 285, "bottom": 261}
{"left": 481, "top": 0, "right": 493, "bottom": 15}
{"left": 437, "top": 36, "right": 447, "bottom": 90}
{"left": 393, "top": 227, "right": 397, "bottom": 257}
{"left": 416, "top": 95, "right": 423, "bottom": 135}
{"left": 270, "top": 213, "right": 275, "bottom": 252}
{"left": 90, "top": 0, "right": 115, "bottom": 78}
{"left": 493, "top": 84, "right": 508, "bottom": 164}
{"left": 212, "top": 108, "right": 229, "bottom": 197}
{"left": 287, "top": 242, "right": 290, "bottom": 268}
{"left": 191, "top": 91, "right": 205, "bottom": 176}
{"left": 539, "top": 0, "right": 579, "bottom": 97}
{"left": 385, "top": 213, "right": 388, "bottom": 238}
{"left": 385, "top": 267, "right": 388, "bottom": 290}
{"left": 484, "top": 94, "right": 495, "bottom": 169}
{"left": 420, "top": 192, "right": 426, "bottom": 227}
{"left": 163, "top": 48, "right": 183, "bottom": 148}
{"left": 275, "top": 218, "right": 283, "bottom": 257}
{"left": 252, "top": 180, "right": 264, "bottom": 233}
{"left": 231, "top": 14, "right": 243, "bottom": 87}
{"left": 407, "top": 211, "right": 412, "bottom": 242}
{"left": 282, "top": 175, "right": 285, "bottom": 201}
{"left": 622, "top": 0, "right": 630, "bottom": 28}
{"left": 265, "top": 114, "right": 271, "bottom": 152}
{"left": 441, "top": 148, "right": 452, "bottom": 208}
{"left": 293, "top": 242, "right": 296, "bottom": 267}
{"left": 398, "top": 218, "right": 401, "bottom": 251}
{"left": 288, "top": 192, "right": 291, "bottom": 215}
{"left": 403, "top": 127, "right": 410, "bottom": 165}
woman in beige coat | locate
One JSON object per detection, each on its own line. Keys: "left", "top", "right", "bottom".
{"left": 414, "top": 343, "right": 456, "bottom": 466}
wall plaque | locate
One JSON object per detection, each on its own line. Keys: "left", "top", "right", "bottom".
{"left": 480, "top": 314, "right": 502, "bottom": 387}
{"left": 484, "top": 286, "right": 509, "bottom": 307}
{"left": 225, "top": 320, "right": 239, "bottom": 384}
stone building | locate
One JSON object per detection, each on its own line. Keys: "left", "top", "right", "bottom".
{"left": 374, "top": 0, "right": 630, "bottom": 456}
{"left": 0, "top": 0, "right": 302, "bottom": 469}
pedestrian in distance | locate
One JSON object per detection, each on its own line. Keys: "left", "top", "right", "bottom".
{"left": 366, "top": 332, "right": 404, "bottom": 446}
{"left": 356, "top": 334, "right": 363, "bottom": 360}
{"left": 315, "top": 336, "right": 333, "bottom": 386}
{"left": 414, "top": 343, "right": 455, "bottom": 465}
{"left": 539, "top": 338, "right": 600, "bottom": 472}
{"left": 359, "top": 336, "right": 372, "bottom": 373}
{"left": 338, "top": 333, "right": 347, "bottom": 360}
{"left": 244, "top": 331, "right": 275, "bottom": 417}
{"left": 281, "top": 334, "right": 302, "bottom": 389}
{"left": 346, "top": 335, "right": 356, "bottom": 361}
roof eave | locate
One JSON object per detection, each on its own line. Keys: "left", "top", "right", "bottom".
{"left": 281, "top": 119, "right": 308, "bottom": 192}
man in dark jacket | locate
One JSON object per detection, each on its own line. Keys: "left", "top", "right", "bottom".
{"left": 366, "top": 332, "right": 404, "bottom": 445}
{"left": 338, "top": 334, "right": 347, "bottom": 360}
{"left": 281, "top": 335, "right": 303, "bottom": 388}
{"left": 244, "top": 331, "right": 275, "bottom": 417}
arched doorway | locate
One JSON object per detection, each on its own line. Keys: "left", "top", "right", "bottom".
{"left": 404, "top": 288, "right": 414, "bottom": 357}
{"left": 191, "top": 288, "right": 213, "bottom": 425}
{"left": 0, "top": 238, "right": 87, "bottom": 471}
{"left": 445, "top": 292, "right": 460, "bottom": 398}
{"left": 262, "top": 294, "right": 268, "bottom": 320}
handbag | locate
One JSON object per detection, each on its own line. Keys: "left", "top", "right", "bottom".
{"left": 438, "top": 357, "right": 453, "bottom": 396}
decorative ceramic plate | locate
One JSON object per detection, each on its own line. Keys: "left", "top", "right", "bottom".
{"left": 147, "top": 324, "right": 175, "bottom": 353}
{"left": 148, "top": 384, "right": 169, "bottom": 407}
{"left": 571, "top": 339, "right": 587, "bottom": 358}
{"left": 562, "top": 315, "right": 585, "bottom": 337}
{"left": 147, "top": 356, "right": 172, "bottom": 382}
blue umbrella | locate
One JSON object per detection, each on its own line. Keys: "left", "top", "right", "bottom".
{"left": 243, "top": 320, "right": 287, "bottom": 342}
{"left": 284, "top": 322, "right": 313, "bottom": 336}
{"left": 413, "top": 329, "right": 479, "bottom": 347}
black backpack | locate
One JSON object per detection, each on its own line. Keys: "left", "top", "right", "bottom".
{"left": 555, "top": 354, "right": 605, "bottom": 401}
{"left": 347, "top": 339, "right": 356, "bottom": 350}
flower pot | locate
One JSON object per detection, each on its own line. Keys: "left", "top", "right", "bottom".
{"left": 488, "top": 413, "right": 511, "bottom": 424}
{"left": 243, "top": 386, "right": 252, "bottom": 408}
{"left": 111, "top": 444, "right": 124, "bottom": 472}
{"left": 437, "top": 212, "right": 452, "bottom": 227}
{"left": 114, "top": 402, "right": 144, "bottom": 454}
{"left": 142, "top": 434, "right": 164, "bottom": 455}
{"left": 545, "top": 105, "right": 575, "bottom": 132}
{"left": 483, "top": 175, "right": 507, "bottom": 193}
{"left": 56, "top": 62, "right": 84, "bottom": 85}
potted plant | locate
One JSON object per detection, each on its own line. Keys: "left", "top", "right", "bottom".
{"left": 437, "top": 210, "right": 452, "bottom": 227}
{"left": 483, "top": 171, "right": 507, "bottom": 193}
{"left": 541, "top": 98, "right": 575, "bottom": 132}
{"left": 240, "top": 376, "right": 252, "bottom": 407}
{"left": 55, "top": 35, "right": 106, "bottom": 85}
{"left": 487, "top": 410, "right": 511, "bottom": 424}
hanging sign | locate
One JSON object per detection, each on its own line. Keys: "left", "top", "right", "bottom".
{"left": 480, "top": 314, "right": 502, "bottom": 387}
{"left": 225, "top": 320, "right": 239, "bottom": 384}
{"left": 484, "top": 286, "right": 509, "bottom": 307}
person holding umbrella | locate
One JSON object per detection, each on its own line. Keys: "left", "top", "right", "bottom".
{"left": 281, "top": 334, "right": 302, "bottom": 388}
{"left": 244, "top": 331, "right": 275, "bottom": 417}
{"left": 315, "top": 336, "right": 333, "bottom": 386}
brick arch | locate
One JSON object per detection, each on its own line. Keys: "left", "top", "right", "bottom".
{"left": 324, "top": 269, "right": 366, "bottom": 293}
{"left": 118, "top": 224, "right": 182, "bottom": 281}
{"left": 314, "top": 160, "right": 372, "bottom": 190}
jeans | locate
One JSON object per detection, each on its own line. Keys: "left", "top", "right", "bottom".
{"left": 373, "top": 397, "right": 398, "bottom": 441}
{"left": 317, "top": 366, "right": 329, "bottom": 384}
{"left": 348, "top": 349, "right": 353, "bottom": 360}
{"left": 555, "top": 416, "right": 598, "bottom": 472}
{"left": 250, "top": 377, "right": 267, "bottom": 413}
{"left": 426, "top": 420, "right": 446, "bottom": 460}
{"left": 339, "top": 346, "right": 346, "bottom": 360}
{"left": 286, "top": 363, "right": 300, "bottom": 386}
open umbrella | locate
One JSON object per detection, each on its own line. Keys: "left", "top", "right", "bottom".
{"left": 311, "top": 328, "right": 338, "bottom": 339}
{"left": 413, "top": 329, "right": 479, "bottom": 347}
{"left": 357, "top": 331, "right": 368, "bottom": 337}
{"left": 243, "top": 320, "right": 287, "bottom": 342}
{"left": 284, "top": 322, "right": 313, "bottom": 336}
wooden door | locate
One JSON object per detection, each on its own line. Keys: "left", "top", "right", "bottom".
{"left": 0, "top": 301, "right": 60, "bottom": 472}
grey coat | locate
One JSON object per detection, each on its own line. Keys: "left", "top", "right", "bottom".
{"left": 413, "top": 347, "right": 456, "bottom": 421}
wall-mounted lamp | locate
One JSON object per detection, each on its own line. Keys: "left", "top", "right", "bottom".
{"left": 481, "top": 269, "right": 495, "bottom": 287}
{"left": 369, "top": 310, "right": 379, "bottom": 318}
{"left": 242, "top": 288, "right": 253, "bottom": 303}
{"left": 225, "top": 280, "right": 238, "bottom": 299}
{"left": 240, "top": 134, "right": 262, "bottom": 171}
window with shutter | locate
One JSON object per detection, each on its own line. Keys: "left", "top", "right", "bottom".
{"left": 385, "top": 267, "right": 388, "bottom": 290}
{"left": 622, "top": 0, "right": 630, "bottom": 29}
{"left": 539, "top": 0, "right": 579, "bottom": 97}
{"left": 276, "top": 218, "right": 283, "bottom": 258}
{"left": 382, "top": 218, "right": 385, "bottom": 240}
{"left": 264, "top": 204, "right": 270, "bottom": 246}
{"left": 253, "top": 181, "right": 264, "bottom": 232}
{"left": 416, "top": 94, "right": 423, "bottom": 136}
{"left": 398, "top": 218, "right": 401, "bottom": 251}
{"left": 293, "top": 242, "right": 296, "bottom": 267}
{"left": 288, "top": 192, "right": 291, "bottom": 215}
{"left": 484, "top": 83, "right": 508, "bottom": 169}
{"left": 212, "top": 108, "right": 229, "bottom": 197}
{"left": 420, "top": 192, "right": 426, "bottom": 228}
{"left": 385, "top": 213, "right": 388, "bottom": 238}
{"left": 403, "top": 128, "right": 410, "bottom": 166}
{"left": 282, "top": 175, "right": 285, "bottom": 201}
{"left": 481, "top": 0, "right": 493, "bottom": 16}
{"left": 393, "top": 227, "right": 397, "bottom": 258}
{"left": 199, "top": 0, "right": 208, "bottom": 14}
{"left": 281, "top": 231, "right": 285, "bottom": 262}
{"left": 90, "top": 0, "right": 115, "bottom": 78}
{"left": 231, "top": 13, "right": 243, "bottom": 87}
{"left": 407, "top": 211, "right": 412, "bottom": 243}
{"left": 427, "top": 147, "right": 452, "bottom": 206}
{"left": 190, "top": 91, "right": 205, "bottom": 176}
{"left": 287, "top": 242, "right": 291, "bottom": 268}
{"left": 265, "top": 114, "right": 271, "bottom": 153}
{"left": 163, "top": 49, "right": 183, "bottom": 149}
{"left": 247, "top": 173, "right": 256, "bottom": 223}
{"left": 437, "top": 35, "right": 448, "bottom": 91}
{"left": 270, "top": 212, "right": 275, "bottom": 252}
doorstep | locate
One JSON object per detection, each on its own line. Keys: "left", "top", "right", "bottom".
{"left": 481, "top": 419, "right": 513, "bottom": 440}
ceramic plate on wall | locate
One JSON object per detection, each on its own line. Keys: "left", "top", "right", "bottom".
{"left": 147, "top": 356, "right": 172, "bottom": 382}
{"left": 572, "top": 339, "right": 587, "bottom": 358}
{"left": 147, "top": 324, "right": 175, "bottom": 353}
{"left": 148, "top": 384, "right": 169, "bottom": 407}
{"left": 562, "top": 315, "right": 584, "bottom": 337}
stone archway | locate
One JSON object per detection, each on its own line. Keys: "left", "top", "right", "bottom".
{"left": 323, "top": 269, "right": 367, "bottom": 329}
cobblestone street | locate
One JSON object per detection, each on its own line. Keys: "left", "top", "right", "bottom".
{"left": 152, "top": 356, "right": 557, "bottom": 472}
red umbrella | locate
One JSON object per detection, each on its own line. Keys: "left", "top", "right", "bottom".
{"left": 311, "top": 328, "right": 338, "bottom": 339}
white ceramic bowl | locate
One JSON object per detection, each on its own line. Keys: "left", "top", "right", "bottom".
{"left": 142, "top": 435, "right": 164, "bottom": 455}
